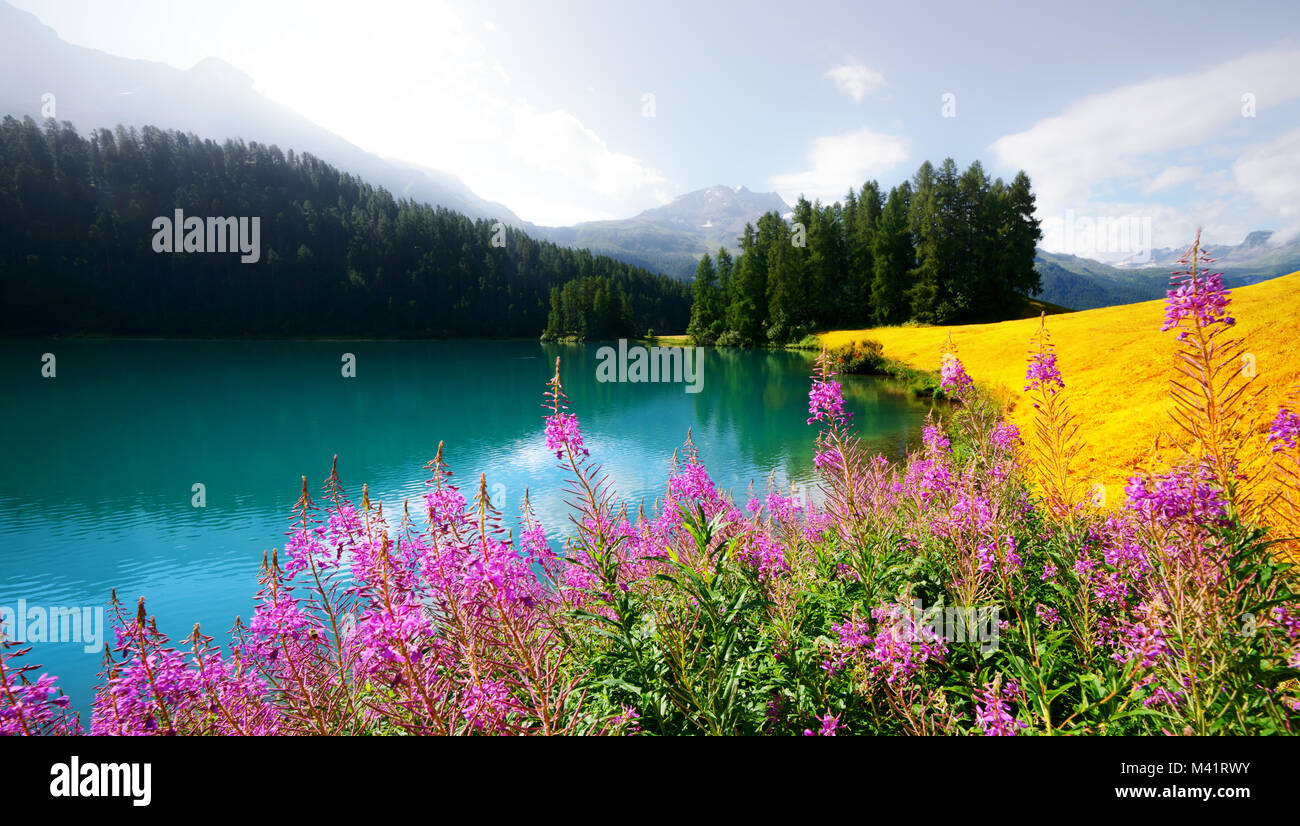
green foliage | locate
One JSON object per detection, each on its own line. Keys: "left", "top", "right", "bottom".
{"left": 686, "top": 253, "right": 724, "bottom": 345}
{"left": 0, "top": 116, "right": 691, "bottom": 338}
{"left": 697, "top": 158, "right": 1042, "bottom": 347}
{"left": 564, "top": 389, "right": 1299, "bottom": 736}
{"left": 827, "top": 338, "right": 886, "bottom": 374}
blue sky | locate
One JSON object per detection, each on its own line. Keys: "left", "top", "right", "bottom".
{"left": 12, "top": 0, "right": 1300, "bottom": 254}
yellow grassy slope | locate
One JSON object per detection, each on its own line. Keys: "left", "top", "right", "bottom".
{"left": 821, "top": 272, "right": 1300, "bottom": 502}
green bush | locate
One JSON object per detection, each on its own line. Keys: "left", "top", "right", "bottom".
{"left": 827, "top": 339, "right": 886, "bottom": 374}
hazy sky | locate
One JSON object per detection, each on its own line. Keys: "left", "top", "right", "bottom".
{"left": 10, "top": 0, "right": 1300, "bottom": 251}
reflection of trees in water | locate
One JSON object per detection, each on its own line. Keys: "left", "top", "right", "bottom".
{"left": 688, "top": 346, "right": 936, "bottom": 482}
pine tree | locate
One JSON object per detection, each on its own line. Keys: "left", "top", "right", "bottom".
{"left": 725, "top": 222, "right": 767, "bottom": 345}
{"left": 1002, "top": 171, "right": 1043, "bottom": 303}
{"left": 765, "top": 218, "right": 801, "bottom": 342}
{"left": 928, "top": 158, "right": 963, "bottom": 323}
{"left": 908, "top": 161, "right": 942, "bottom": 323}
{"left": 955, "top": 160, "right": 992, "bottom": 319}
{"left": 807, "top": 202, "right": 846, "bottom": 327}
{"left": 870, "top": 182, "right": 914, "bottom": 325}
{"left": 850, "top": 181, "right": 882, "bottom": 324}
{"left": 715, "top": 246, "right": 733, "bottom": 306}
{"left": 687, "top": 252, "right": 722, "bottom": 345}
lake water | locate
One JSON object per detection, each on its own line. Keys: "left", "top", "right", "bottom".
{"left": 0, "top": 338, "right": 937, "bottom": 713}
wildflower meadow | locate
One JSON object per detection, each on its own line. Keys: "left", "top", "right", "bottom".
{"left": 3, "top": 233, "right": 1297, "bottom": 736}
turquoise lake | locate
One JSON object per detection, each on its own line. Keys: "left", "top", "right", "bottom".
{"left": 0, "top": 338, "right": 938, "bottom": 713}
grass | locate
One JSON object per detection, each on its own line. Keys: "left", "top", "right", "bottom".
{"left": 649, "top": 334, "right": 694, "bottom": 347}
{"left": 821, "top": 270, "right": 1300, "bottom": 501}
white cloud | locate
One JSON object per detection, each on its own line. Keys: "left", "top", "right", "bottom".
{"left": 771, "top": 127, "right": 907, "bottom": 203}
{"left": 991, "top": 48, "right": 1300, "bottom": 253}
{"left": 453, "top": 104, "right": 668, "bottom": 224}
{"left": 1142, "top": 165, "right": 1200, "bottom": 195}
{"left": 1234, "top": 126, "right": 1300, "bottom": 236}
{"left": 505, "top": 107, "right": 665, "bottom": 200}
{"left": 826, "top": 62, "right": 885, "bottom": 103}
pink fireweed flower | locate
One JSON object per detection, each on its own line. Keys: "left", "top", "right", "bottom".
{"left": 808, "top": 379, "right": 849, "bottom": 425}
{"left": 1003, "top": 535, "right": 1022, "bottom": 569}
{"left": 939, "top": 353, "right": 973, "bottom": 395}
{"left": 668, "top": 462, "right": 717, "bottom": 502}
{"left": 1100, "top": 520, "right": 1150, "bottom": 578}
{"left": 991, "top": 421, "right": 1021, "bottom": 451}
{"left": 425, "top": 487, "right": 468, "bottom": 530}
{"left": 1162, "top": 238, "right": 1234, "bottom": 341}
{"left": 973, "top": 679, "right": 1026, "bottom": 736}
{"left": 808, "top": 350, "right": 851, "bottom": 425}
{"left": 248, "top": 589, "right": 315, "bottom": 646}
{"left": 544, "top": 411, "right": 588, "bottom": 459}
{"left": 948, "top": 491, "right": 994, "bottom": 532}
{"left": 543, "top": 357, "right": 589, "bottom": 460}
{"left": 0, "top": 647, "right": 77, "bottom": 736}
{"left": 659, "top": 460, "right": 742, "bottom": 538}
{"left": 462, "top": 678, "right": 514, "bottom": 733}
{"left": 823, "top": 617, "right": 870, "bottom": 675}
{"left": 613, "top": 705, "right": 642, "bottom": 735}
{"left": 352, "top": 598, "right": 437, "bottom": 676}
{"left": 1267, "top": 405, "right": 1300, "bottom": 453}
{"left": 1272, "top": 606, "right": 1299, "bottom": 640}
{"left": 763, "top": 489, "right": 804, "bottom": 523}
{"left": 93, "top": 632, "right": 204, "bottom": 736}
{"left": 1024, "top": 350, "right": 1063, "bottom": 394}
{"left": 803, "top": 711, "right": 841, "bottom": 736}
{"left": 519, "top": 523, "right": 556, "bottom": 568}
{"left": 922, "top": 424, "right": 950, "bottom": 454}
{"left": 1114, "top": 612, "right": 1170, "bottom": 669}
{"left": 461, "top": 538, "right": 544, "bottom": 609}
{"left": 1124, "top": 463, "right": 1227, "bottom": 527}
{"left": 802, "top": 507, "right": 834, "bottom": 544}
{"left": 904, "top": 454, "right": 955, "bottom": 504}
{"left": 283, "top": 526, "right": 336, "bottom": 579}
{"left": 740, "top": 532, "right": 790, "bottom": 581}
{"left": 862, "top": 603, "right": 947, "bottom": 685}
{"left": 1143, "top": 685, "right": 1186, "bottom": 709}
{"left": 977, "top": 535, "right": 1023, "bottom": 576}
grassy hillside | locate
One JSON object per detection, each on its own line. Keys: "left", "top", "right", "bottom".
{"left": 822, "top": 271, "right": 1300, "bottom": 501}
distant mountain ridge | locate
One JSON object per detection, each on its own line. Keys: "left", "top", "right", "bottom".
{"left": 537, "top": 185, "right": 791, "bottom": 279}
{"left": 1114, "top": 230, "right": 1282, "bottom": 269}
{"left": 1035, "top": 231, "right": 1300, "bottom": 310}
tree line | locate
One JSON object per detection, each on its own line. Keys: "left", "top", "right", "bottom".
{"left": 0, "top": 116, "right": 690, "bottom": 338}
{"left": 687, "top": 159, "right": 1043, "bottom": 346}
